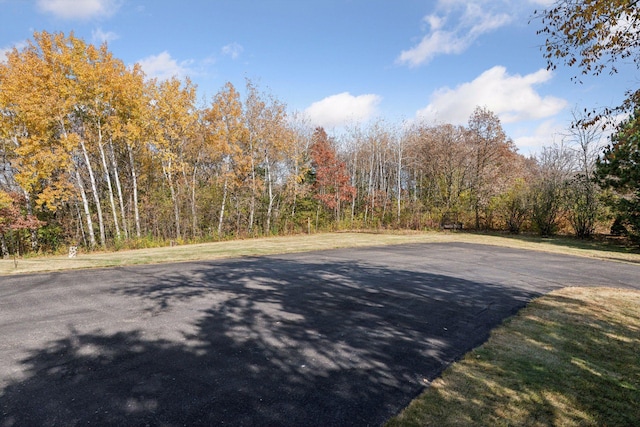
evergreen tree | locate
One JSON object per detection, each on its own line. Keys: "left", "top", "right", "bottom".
{"left": 596, "top": 110, "right": 640, "bottom": 241}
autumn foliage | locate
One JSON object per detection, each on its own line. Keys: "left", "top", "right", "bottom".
{"left": 0, "top": 30, "right": 622, "bottom": 256}
{"left": 310, "top": 128, "right": 355, "bottom": 220}
{"left": 534, "top": 0, "right": 640, "bottom": 125}
{"left": 0, "top": 192, "right": 43, "bottom": 256}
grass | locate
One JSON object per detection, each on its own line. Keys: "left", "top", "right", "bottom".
{"left": 1, "top": 230, "right": 640, "bottom": 276}
{"left": 491, "top": 232, "right": 640, "bottom": 262}
{"left": 386, "top": 287, "right": 640, "bottom": 427}
{"left": 0, "top": 231, "right": 444, "bottom": 275}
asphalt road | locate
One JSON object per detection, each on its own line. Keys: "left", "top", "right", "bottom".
{"left": 1, "top": 242, "right": 639, "bottom": 426}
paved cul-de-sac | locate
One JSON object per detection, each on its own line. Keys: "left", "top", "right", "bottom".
{"left": 1, "top": 242, "right": 639, "bottom": 426}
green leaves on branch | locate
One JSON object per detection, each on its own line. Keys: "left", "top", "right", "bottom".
{"left": 596, "top": 111, "right": 640, "bottom": 241}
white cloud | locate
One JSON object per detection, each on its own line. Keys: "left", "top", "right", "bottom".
{"left": 512, "top": 119, "right": 565, "bottom": 153}
{"left": 458, "top": 3, "right": 511, "bottom": 35}
{"left": 423, "top": 14, "right": 444, "bottom": 31}
{"left": 92, "top": 28, "right": 119, "bottom": 44}
{"left": 511, "top": 109, "right": 628, "bottom": 155}
{"left": 138, "top": 51, "right": 191, "bottom": 81}
{"left": 304, "top": 92, "right": 382, "bottom": 128}
{"left": 0, "top": 47, "right": 12, "bottom": 63}
{"left": 0, "top": 40, "right": 28, "bottom": 63}
{"left": 416, "top": 66, "right": 568, "bottom": 125}
{"left": 397, "top": 1, "right": 512, "bottom": 67}
{"left": 527, "top": 0, "right": 556, "bottom": 6}
{"left": 37, "top": 0, "right": 121, "bottom": 20}
{"left": 397, "top": 29, "right": 469, "bottom": 67}
{"left": 221, "top": 43, "right": 244, "bottom": 60}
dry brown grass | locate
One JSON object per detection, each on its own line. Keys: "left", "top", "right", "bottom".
{"left": 2, "top": 231, "right": 639, "bottom": 275}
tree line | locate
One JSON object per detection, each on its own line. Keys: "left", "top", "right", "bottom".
{"left": 535, "top": 0, "right": 640, "bottom": 244}
{"left": 0, "top": 31, "right": 633, "bottom": 256}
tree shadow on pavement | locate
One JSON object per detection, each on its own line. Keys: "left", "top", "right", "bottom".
{"left": 0, "top": 257, "right": 540, "bottom": 426}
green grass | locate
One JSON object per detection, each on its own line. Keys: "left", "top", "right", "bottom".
{"left": 2, "top": 230, "right": 640, "bottom": 275}
{"left": 386, "top": 287, "right": 640, "bottom": 427}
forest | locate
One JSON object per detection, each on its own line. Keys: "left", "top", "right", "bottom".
{"left": 0, "top": 31, "right": 630, "bottom": 256}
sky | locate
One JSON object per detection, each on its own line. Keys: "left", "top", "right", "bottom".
{"left": 1, "top": 0, "right": 637, "bottom": 154}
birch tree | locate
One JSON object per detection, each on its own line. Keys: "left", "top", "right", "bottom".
{"left": 112, "top": 64, "right": 149, "bottom": 239}
{"left": 204, "top": 82, "right": 248, "bottom": 235}
{"left": 245, "top": 83, "right": 293, "bottom": 233}
{"left": 0, "top": 31, "right": 78, "bottom": 247}
{"left": 148, "top": 77, "right": 197, "bottom": 240}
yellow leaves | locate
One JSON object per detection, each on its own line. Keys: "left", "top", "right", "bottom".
{"left": 244, "top": 79, "right": 293, "bottom": 161}
{"left": 204, "top": 82, "right": 248, "bottom": 158}
{"left": 34, "top": 181, "right": 74, "bottom": 212}
{"left": 60, "top": 132, "right": 80, "bottom": 153}
{"left": 0, "top": 191, "right": 11, "bottom": 211}
{"left": 150, "top": 77, "right": 198, "bottom": 147}
{"left": 1, "top": 30, "right": 308, "bottom": 241}
{"left": 0, "top": 30, "right": 156, "bottom": 211}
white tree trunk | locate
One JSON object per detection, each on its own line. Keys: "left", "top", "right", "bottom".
{"left": 80, "top": 139, "right": 105, "bottom": 247}
{"left": 109, "top": 140, "right": 128, "bottom": 238}
{"left": 218, "top": 174, "right": 228, "bottom": 235}
{"left": 0, "top": 233, "right": 9, "bottom": 258}
{"left": 163, "top": 162, "right": 181, "bottom": 240}
{"left": 396, "top": 141, "right": 403, "bottom": 223}
{"left": 75, "top": 166, "right": 96, "bottom": 248}
{"left": 22, "top": 190, "right": 39, "bottom": 251}
{"left": 265, "top": 152, "right": 274, "bottom": 233}
{"left": 74, "top": 201, "right": 87, "bottom": 247}
{"left": 248, "top": 141, "right": 257, "bottom": 233}
{"left": 191, "top": 165, "right": 198, "bottom": 237}
{"left": 97, "top": 126, "right": 120, "bottom": 240}
{"left": 127, "top": 144, "right": 141, "bottom": 238}
{"left": 351, "top": 149, "right": 357, "bottom": 224}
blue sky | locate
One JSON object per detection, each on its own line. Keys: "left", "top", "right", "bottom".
{"left": 1, "top": 0, "right": 636, "bottom": 154}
